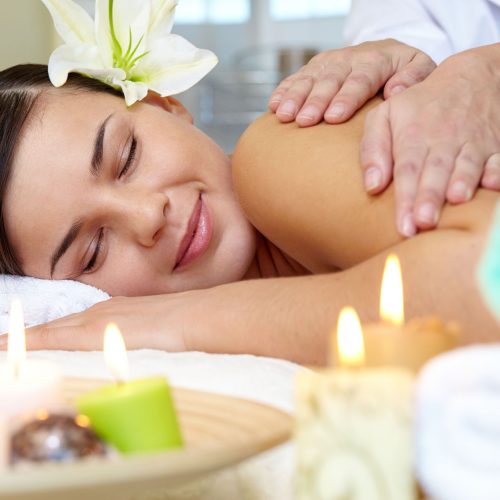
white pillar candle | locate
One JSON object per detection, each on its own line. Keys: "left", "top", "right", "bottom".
{"left": 0, "top": 299, "right": 63, "bottom": 418}
{"left": 0, "top": 360, "right": 63, "bottom": 418}
{"left": 295, "top": 308, "right": 416, "bottom": 500}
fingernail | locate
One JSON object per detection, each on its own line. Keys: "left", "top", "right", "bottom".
{"left": 417, "top": 202, "right": 438, "bottom": 225}
{"left": 326, "top": 103, "right": 345, "bottom": 119}
{"left": 364, "top": 167, "right": 382, "bottom": 192}
{"left": 450, "top": 180, "right": 472, "bottom": 202}
{"left": 278, "top": 100, "right": 297, "bottom": 117}
{"left": 297, "top": 106, "right": 318, "bottom": 123}
{"left": 400, "top": 213, "right": 416, "bottom": 238}
{"left": 390, "top": 85, "right": 406, "bottom": 95}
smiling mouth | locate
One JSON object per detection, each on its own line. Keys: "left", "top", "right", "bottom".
{"left": 174, "top": 194, "right": 212, "bottom": 270}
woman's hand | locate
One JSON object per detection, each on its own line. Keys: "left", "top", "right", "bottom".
{"left": 360, "top": 44, "right": 500, "bottom": 237}
{"left": 268, "top": 39, "right": 436, "bottom": 127}
{"left": 4, "top": 293, "right": 204, "bottom": 351}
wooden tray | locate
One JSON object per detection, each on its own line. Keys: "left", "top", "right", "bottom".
{"left": 0, "top": 378, "right": 292, "bottom": 500}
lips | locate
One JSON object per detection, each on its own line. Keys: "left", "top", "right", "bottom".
{"left": 174, "top": 195, "right": 212, "bottom": 270}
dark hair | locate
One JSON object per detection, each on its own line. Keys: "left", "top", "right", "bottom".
{"left": 0, "top": 64, "right": 122, "bottom": 275}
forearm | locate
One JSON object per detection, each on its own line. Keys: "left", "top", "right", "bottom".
{"left": 189, "top": 224, "right": 498, "bottom": 365}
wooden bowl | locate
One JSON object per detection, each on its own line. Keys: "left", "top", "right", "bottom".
{"left": 0, "top": 378, "right": 292, "bottom": 500}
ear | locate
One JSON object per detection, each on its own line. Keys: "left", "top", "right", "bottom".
{"left": 141, "top": 91, "right": 193, "bottom": 124}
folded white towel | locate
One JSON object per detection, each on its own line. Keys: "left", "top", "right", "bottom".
{"left": 415, "top": 344, "right": 500, "bottom": 500}
{"left": 0, "top": 275, "right": 109, "bottom": 333}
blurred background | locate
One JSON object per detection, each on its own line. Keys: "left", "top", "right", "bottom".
{"left": 0, "top": 0, "right": 352, "bottom": 152}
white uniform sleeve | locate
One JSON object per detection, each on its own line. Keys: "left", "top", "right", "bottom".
{"left": 343, "top": 0, "right": 455, "bottom": 63}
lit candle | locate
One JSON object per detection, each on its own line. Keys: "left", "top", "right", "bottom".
{"left": 0, "top": 298, "right": 63, "bottom": 418}
{"left": 332, "top": 254, "right": 459, "bottom": 372}
{"left": 76, "top": 323, "right": 182, "bottom": 454}
{"left": 295, "top": 308, "right": 416, "bottom": 500}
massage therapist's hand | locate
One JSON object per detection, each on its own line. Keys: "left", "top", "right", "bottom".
{"left": 361, "top": 44, "right": 500, "bottom": 237}
{"left": 8, "top": 293, "right": 205, "bottom": 351}
{"left": 268, "top": 39, "right": 436, "bottom": 126}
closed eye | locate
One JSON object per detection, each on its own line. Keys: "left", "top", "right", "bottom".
{"left": 82, "top": 228, "right": 104, "bottom": 273}
{"left": 119, "top": 135, "right": 137, "bottom": 178}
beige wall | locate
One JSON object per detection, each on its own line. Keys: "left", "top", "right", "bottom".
{"left": 0, "top": 0, "right": 54, "bottom": 70}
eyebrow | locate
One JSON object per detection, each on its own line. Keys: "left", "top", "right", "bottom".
{"left": 50, "top": 113, "right": 113, "bottom": 276}
{"left": 91, "top": 113, "right": 113, "bottom": 176}
{"left": 50, "top": 220, "right": 84, "bottom": 277}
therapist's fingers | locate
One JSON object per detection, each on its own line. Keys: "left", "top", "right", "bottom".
{"left": 269, "top": 72, "right": 310, "bottom": 114}
{"left": 446, "top": 144, "right": 484, "bottom": 204}
{"left": 413, "top": 144, "right": 460, "bottom": 230}
{"left": 393, "top": 127, "right": 428, "bottom": 238}
{"left": 275, "top": 76, "right": 314, "bottom": 122}
{"left": 384, "top": 53, "right": 436, "bottom": 98}
{"left": 268, "top": 74, "right": 297, "bottom": 112}
{"left": 296, "top": 78, "right": 342, "bottom": 127}
{"left": 359, "top": 101, "right": 393, "bottom": 195}
{"left": 324, "top": 69, "right": 383, "bottom": 124}
{"left": 481, "top": 153, "right": 500, "bottom": 190}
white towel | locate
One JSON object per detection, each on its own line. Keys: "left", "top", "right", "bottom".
{"left": 0, "top": 275, "right": 109, "bottom": 332}
{"left": 415, "top": 344, "right": 500, "bottom": 500}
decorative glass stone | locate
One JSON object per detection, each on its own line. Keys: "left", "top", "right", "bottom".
{"left": 11, "top": 413, "right": 106, "bottom": 464}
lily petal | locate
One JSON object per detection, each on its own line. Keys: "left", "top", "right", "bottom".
{"left": 478, "top": 203, "right": 500, "bottom": 322}
{"left": 149, "top": 0, "right": 178, "bottom": 39}
{"left": 41, "top": 0, "right": 95, "bottom": 45}
{"left": 95, "top": 0, "right": 114, "bottom": 67}
{"left": 113, "top": 78, "right": 149, "bottom": 106}
{"left": 136, "top": 34, "right": 218, "bottom": 96}
{"left": 111, "top": 0, "right": 151, "bottom": 62}
{"left": 48, "top": 43, "right": 123, "bottom": 87}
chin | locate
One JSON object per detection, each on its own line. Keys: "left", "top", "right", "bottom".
{"left": 195, "top": 221, "right": 257, "bottom": 290}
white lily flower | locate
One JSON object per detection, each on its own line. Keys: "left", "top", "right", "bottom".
{"left": 41, "top": 0, "right": 218, "bottom": 106}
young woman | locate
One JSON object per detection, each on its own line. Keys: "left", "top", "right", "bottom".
{"left": 0, "top": 63, "right": 498, "bottom": 364}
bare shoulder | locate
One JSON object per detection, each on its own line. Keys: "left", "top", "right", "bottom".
{"left": 231, "top": 98, "right": 395, "bottom": 272}
{"left": 232, "top": 98, "right": 500, "bottom": 273}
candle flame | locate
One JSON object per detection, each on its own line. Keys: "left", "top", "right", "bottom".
{"left": 103, "top": 323, "right": 129, "bottom": 382}
{"left": 36, "top": 409, "right": 49, "bottom": 421}
{"left": 8, "top": 297, "right": 26, "bottom": 378}
{"left": 75, "top": 414, "right": 90, "bottom": 428}
{"left": 337, "top": 307, "right": 365, "bottom": 368}
{"left": 380, "top": 254, "right": 404, "bottom": 326}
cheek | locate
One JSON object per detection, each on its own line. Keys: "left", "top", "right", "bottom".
{"left": 80, "top": 253, "right": 167, "bottom": 296}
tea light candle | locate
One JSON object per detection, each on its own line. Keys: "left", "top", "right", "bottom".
{"left": 0, "top": 298, "right": 63, "bottom": 418}
{"left": 332, "top": 254, "right": 459, "bottom": 372}
{"left": 295, "top": 308, "right": 416, "bottom": 500}
{"left": 76, "top": 324, "right": 182, "bottom": 454}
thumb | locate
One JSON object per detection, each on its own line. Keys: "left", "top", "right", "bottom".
{"left": 384, "top": 52, "right": 436, "bottom": 98}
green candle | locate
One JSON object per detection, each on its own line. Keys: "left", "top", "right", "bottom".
{"left": 75, "top": 324, "right": 182, "bottom": 453}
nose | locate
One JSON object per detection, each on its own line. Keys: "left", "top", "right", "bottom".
{"left": 110, "top": 189, "right": 169, "bottom": 247}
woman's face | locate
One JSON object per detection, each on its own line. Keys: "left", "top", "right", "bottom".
{"left": 4, "top": 89, "right": 257, "bottom": 296}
